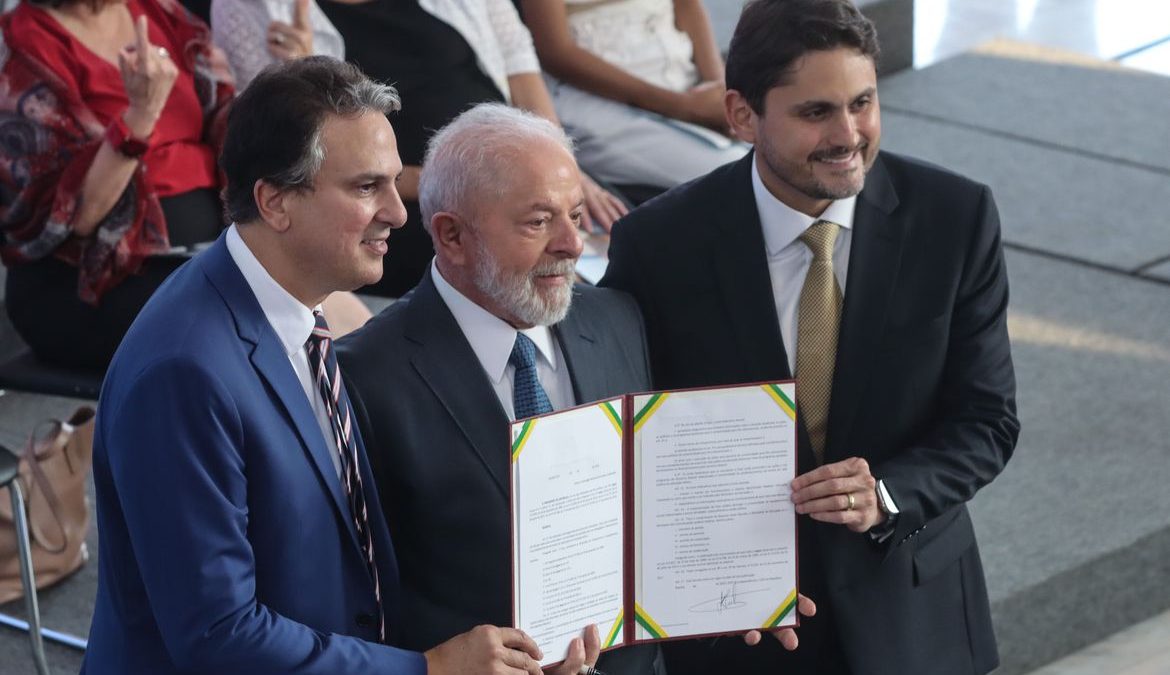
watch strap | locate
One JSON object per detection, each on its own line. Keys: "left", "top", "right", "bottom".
{"left": 106, "top": 116, "right": 151, "bottom": 158}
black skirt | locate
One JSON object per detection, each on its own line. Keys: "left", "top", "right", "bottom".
{"left": 4, "top": 188, "right": 224, "bottom": 370}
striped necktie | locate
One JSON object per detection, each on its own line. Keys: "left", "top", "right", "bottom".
{"left": 305, "top": 311, "right": 385, "bottom": 641}
{"left": 795, "top": 220, "right": 843, "bottom": 465}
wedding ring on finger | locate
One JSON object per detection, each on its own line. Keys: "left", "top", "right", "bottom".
{"left": 845, "top": 492, "right": 855, "bottom": 511}
{"left": 156, "top": 46, "right": 169, "bottom": 59}
{"left": 272, "top": 32, "right": 285, "bottom": 45}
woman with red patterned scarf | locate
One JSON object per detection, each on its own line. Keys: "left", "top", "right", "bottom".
{"left": 0, "top": 0, "right": 234, "bottom": 369}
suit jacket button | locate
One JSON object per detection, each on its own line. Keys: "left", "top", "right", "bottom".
{"left": 355, "top": 612, "right": 375, "bottom": 628}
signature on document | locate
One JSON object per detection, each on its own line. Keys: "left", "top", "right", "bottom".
{"left": 687, "top": 583, "right": 773, "bottom": 613}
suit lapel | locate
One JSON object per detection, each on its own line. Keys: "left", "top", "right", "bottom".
{"left": 202, "top": 237, "right": 362, "bottom": 548}
{"left": 554, "top": 293, "right": 607, "bottom": 404}
{"left": 711, "top": 153, "right": 792, "bottom": 382}
{"left": 826, "top": 154, "right": 904, "bottom": 461}
{"left": 405, "top": 275, "right": 512, "bottom": 499}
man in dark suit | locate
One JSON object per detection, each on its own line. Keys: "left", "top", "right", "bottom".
{"left": 338, "top": 103, "right": 662, "bottom": 674}
{"left": 600, "top": 1, "right": 1020, "bottom": 674}
{"left": 84, "top": 59, "right": 548, "bottom": 675}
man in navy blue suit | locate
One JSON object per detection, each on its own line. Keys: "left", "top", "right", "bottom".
{"left": 82, "top": 57, "right": 552, "bottom": 674}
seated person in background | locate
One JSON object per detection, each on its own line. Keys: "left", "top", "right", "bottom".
{"left": 337, "top": 102, "right": 660, "bottom": 675}
{"left": 212, "top": 0, "right": 345, "bottom": 89}
{"left": 0, "top": 0, "right": 233, "bottom": 370}
{"left": 521, "top": 0, "right": 749, "bottom": 192}
{"left": 314, "top": 0, "right": 628, "bottom": 297}
{"left": 0, "top": 0, "right": 368, "bottom": 370}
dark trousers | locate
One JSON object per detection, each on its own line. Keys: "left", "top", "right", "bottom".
{"left": 4, "top": 189, "right": 222, "bottom": 370}
{"left": 6, "top": 255, "right": 187, "bottom": 370}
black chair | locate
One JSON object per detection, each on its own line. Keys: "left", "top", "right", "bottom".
{"left": 0, "top": 346, "right": 102, "bottom": 674}
{"left": 0, "top": 444, "right": 48, "bottom": 675}
{"left": 0, "top": 347, "right": 102, "bottom": 399}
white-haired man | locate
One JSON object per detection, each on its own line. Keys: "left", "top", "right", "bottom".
{"left": 337, "top": 103, "right": 662, "bottom": 674}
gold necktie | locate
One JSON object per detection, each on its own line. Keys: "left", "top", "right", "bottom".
{"left": 795, "top": 220, "right": 842, "bottom": 465}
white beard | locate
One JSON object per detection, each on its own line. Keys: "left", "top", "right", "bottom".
{"left": 471, "top": 243, "right": 575, "bottom": 327}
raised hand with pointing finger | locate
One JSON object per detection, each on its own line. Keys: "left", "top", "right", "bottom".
{"left": 266, "top": 0, "right": 314, "bottom": 62}
{"left": 117, "top": 14, "right": 178, "bottom": 139}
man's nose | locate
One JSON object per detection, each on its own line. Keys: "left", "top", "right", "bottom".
{"left": 378, "top": 186, "right": 409, "bottom": 229}
{"left": 549, "top": 212, "right": 584, "bottom": 258}
{"left": 828, "top": 112, "right": 860, "bottom": 148}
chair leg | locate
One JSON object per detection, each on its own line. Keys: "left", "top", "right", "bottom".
{"left": 10, "top": 481, "right": 50, "bottom": 675}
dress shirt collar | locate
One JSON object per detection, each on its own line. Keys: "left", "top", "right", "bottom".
{"left": 430, "top": 260, "right": 559, "bottom": 383}
{"left": 225, "top": 224, "right": 319, "bottom": 358}
{"left": 751, "top": 157, "right": 857, "bottom": 258}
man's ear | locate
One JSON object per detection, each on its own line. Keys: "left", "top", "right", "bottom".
{"left": 253, "top": 179, "right": 294, "bottom": 233}
{"left": 430, "top": 211, "right": 470, "bottom": 266}
{"left": 726, "top": 89, "right": 759, "bottom": 145}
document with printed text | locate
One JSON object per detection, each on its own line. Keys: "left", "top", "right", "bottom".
{"left": 510, "top": 382, "right": 798, "bottom": 665}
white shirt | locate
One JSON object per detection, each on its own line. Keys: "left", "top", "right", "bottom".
{"left": 752, "top": 158, "right": 856, "bottom": 376}
{"left": 225, "top": 225, "right": 341, "bottom": 477}
{"left": 563, "top": 0, "right": 698, "bottom": 91}
{"left": 430, "top": 261, "right": 576, "bottom": 420}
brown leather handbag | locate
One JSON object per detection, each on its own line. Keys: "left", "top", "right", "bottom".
{"left": 0, "top": 406, "right": 95, "bottom": 605}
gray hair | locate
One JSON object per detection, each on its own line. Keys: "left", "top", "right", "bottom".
{"left": 222, "top": 57, "right": 402, "bottom": 225}
{"left": 418, "top": 103, "right": 575, "bottom": 231}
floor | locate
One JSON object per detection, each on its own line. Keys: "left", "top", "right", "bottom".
{"left": 915, "top": 3, "right": 1170, "bottom": 673}
{"left": 1025, "top": 608, "right": 1170, "bottom": 675}
{"left": 915, "top": 0, "right": 1170, "bottom": 72}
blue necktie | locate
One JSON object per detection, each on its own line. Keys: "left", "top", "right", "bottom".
{"left": 509, "top": 332, "right": 554, "bottom": 420}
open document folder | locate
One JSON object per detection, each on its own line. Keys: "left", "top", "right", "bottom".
{"left": 510, "top": 382, "right": 800, "bottom": 666}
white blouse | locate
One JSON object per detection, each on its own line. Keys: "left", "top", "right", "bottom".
{"left": 563, "top": 0, "right": 697, "bottom": 92}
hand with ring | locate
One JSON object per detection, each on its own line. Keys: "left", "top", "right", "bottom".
{"left": 117, "top": 15, "right": 179, "bottom": 138}
{"left": 790, "top": 457, "right": 886, "bottom": 533}
{"left": 267, "top": 0, "right": 315, "bottom": 62}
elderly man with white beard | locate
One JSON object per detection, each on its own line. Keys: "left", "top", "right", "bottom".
{"left": 336, "top": 103, "right": 664, "bottom": 675}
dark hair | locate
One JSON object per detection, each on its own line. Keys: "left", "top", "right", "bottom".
{"left": 726, "top": 0, "right": 880, "bottom": 114}
{"left": 219, "top": 57, "right": 401, "bottom": 224}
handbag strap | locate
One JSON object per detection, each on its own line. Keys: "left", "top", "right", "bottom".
{"left": 18, "top": 419, "right": 74, "bottom": 554}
